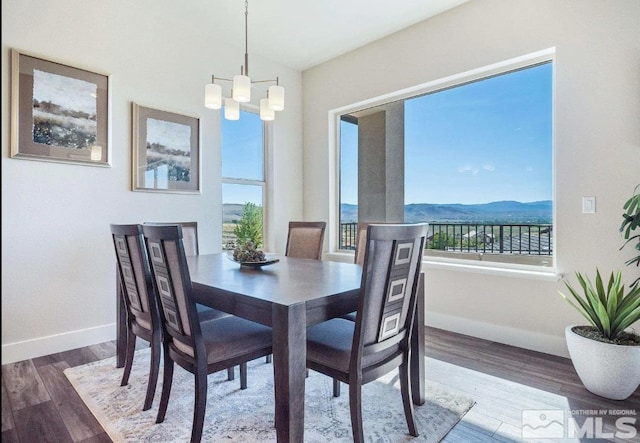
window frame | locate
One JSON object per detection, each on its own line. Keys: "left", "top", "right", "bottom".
{"left": 329, "top": 48, "right": 556, "bottom": 275}
{"left": 221, "top": 106, "right": 270, "bottom": 249}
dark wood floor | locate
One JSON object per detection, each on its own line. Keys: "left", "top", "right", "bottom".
{"left": 2, "top": 327, "right": 638, "bottom": 442}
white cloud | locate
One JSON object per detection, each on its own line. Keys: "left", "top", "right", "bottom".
{"left": 458, "top": 165, "right": 479, "bottom": 175}
{"left": 482, "top": 164, "right": 495, "bottom": 172}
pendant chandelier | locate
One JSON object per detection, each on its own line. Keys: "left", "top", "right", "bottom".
{"left": 204, "top": 0, "right": 284, "bottom": 121}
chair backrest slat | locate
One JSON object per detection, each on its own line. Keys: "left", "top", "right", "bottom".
{"left": 143, "top": 225, "right": 200, "bottom": 356}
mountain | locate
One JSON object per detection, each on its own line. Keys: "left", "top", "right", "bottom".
{"left": 340, "top": 200, "right": 552, "bottom": 224}
{"left": 223, "top": 203, "right": 245, "bottom": 222}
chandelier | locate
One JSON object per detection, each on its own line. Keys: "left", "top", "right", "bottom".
{"left": 204, "top": 0, "right": 284, "bottom": 121}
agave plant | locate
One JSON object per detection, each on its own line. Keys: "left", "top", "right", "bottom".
{"left": 559, "top": 269, "right": 640, "bottom": 341}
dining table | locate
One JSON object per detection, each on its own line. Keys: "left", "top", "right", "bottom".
{"left": 116, "top": 252, "right": 425, "bottom": 443}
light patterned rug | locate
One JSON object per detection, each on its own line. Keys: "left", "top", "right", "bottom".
{"left": 64, "top": 348, "right": 474, "bottom": 442}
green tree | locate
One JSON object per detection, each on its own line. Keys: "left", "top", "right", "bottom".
{"left": 234, "top": 202, "right": 263, "bottom": 248}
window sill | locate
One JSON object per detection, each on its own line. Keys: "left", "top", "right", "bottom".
{"left": 422, "top": 257, "right": 561, "bottom": 281}
{"left": 326, "top": 252, "right": 561, "bottom": 281}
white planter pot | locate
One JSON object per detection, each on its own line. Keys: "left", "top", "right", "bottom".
{"left": 565, "top": 325, "right": 640, "bottom": 400}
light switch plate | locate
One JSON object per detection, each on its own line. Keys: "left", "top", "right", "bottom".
{"left": 582, "top": 196, "right": 596, "bottom": 213}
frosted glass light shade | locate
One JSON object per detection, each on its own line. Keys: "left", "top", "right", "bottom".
{"left": 268, "top": 85, "right": 285, "bottom": 111}
{"left": 205, "top": 83, "right": 222, "bottom": 109}
{"left": 260, "top": 98, "right": 274, "bottom": 121}
{"left": 224, "top": 98, "right": 240, "bottom": 120}
{"left": 232, "top": 75, "right": 251, "bottom": 102}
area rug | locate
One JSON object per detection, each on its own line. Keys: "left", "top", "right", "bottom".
{"left": 64, "top": 348, "right": 474, "bottom": 442}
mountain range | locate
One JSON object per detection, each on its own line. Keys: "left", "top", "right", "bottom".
{"left": 341, "top": 200, "right": 552, "bottom": 224}
{"left": 224, "top": 200, "right": 552, "bottom": 224}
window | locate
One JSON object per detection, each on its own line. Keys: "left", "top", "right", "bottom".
{"left": 222, "top": 109, "right": 267, "bottom": 249}
{"left": 337, "top": 56, "right": 554, "bottom": 268}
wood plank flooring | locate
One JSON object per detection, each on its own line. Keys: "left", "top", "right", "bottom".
{"left": 2, "top": 327, "right": 638, "bottom": 442}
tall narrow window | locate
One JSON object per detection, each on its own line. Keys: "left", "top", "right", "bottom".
{"left": 222, "top": 109, "right": 266, "bottom": 249}
{"left": 340, "top": 116, "right": 358, "bottom": 250}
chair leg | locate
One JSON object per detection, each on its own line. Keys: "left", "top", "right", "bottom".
{"left": 120, "top": 329, "right": 136, "bottom": 386}
{"left": 333, "top": 378, "right": 341, "bottom": 397}
{"left": 227, "top": 366, "right": 235, "bottom": 381}
{"left": 349, "top": 382, "right": 364, "bottom": 443}
{"left": 240, "top": 362, "right": 248, "bottom": 390}
{"left": 399, "top": 360, "right": 418, "bottom": 437}
{"left": 143, "top": 333, "right": 161, "bottom": 411}
{"left": 265, "top": 354, "right": 272, "bottom": 363}
{"left": 191, "top": 365, "right": 208, "bottom": 443}
{"left": 156, "top": 348, "right": 174, "bottom": 423}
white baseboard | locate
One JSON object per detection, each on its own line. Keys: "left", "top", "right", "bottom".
{"left": 1, "top": 323, "right": 116, "bottom": 365}
{"left": 1, "top": 314, "right": 568, "bottom": 365}
{"left": 425, "top": 311, "right": 569, "bottom": 358}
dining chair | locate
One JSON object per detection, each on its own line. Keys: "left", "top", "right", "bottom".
{"left": 306, "top": 223, "right": 428, "bottom": 442}
{"left": 142, "top": 224, "right": 273, "bottom": 443}
{"left": 111, "top": 224, "right": 163, "bottom": 411}
{"left": 285, "top": 221, "right": 326, "bottom": 260}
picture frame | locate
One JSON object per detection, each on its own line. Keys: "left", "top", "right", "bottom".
{"left": 10, "top": 49, "right": 111, "bottom": 166}
{"left": 132, "top": 103, "right": 201, "bottom": 194}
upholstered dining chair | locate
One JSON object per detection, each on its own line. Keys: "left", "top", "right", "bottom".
{"left": 306, "top": 223, "right": 428, "bottom": 442}
{"left": 285, "top": 221, "right": 326, "bottom": 260}
{"left": 142, "top": 224, "right": 273, "bottom": 443}
{"left": 111, "top": 224, "right": 163, "bottom": 411}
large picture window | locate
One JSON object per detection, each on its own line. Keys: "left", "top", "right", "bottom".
{"left": 222, "top": 110, "right": 267, "bottom": 249}
{"left": 338, "top": 57, "right": 554, "bottom": 268}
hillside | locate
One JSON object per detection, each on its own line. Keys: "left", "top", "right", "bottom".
{"left": 340, "top": 200, "right": 552, "bottom": 224}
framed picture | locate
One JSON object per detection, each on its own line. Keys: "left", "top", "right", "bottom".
{"left": 10, "top": 49, "right": 111, "bottom": 166}
{"left": 132, "top": 103, "right": 201, "bottom": 194}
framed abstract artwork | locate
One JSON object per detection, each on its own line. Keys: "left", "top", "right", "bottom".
{"left": 10, "top": 49, "right": 111, "bottom": 166}
{"left": 132, "top": 103, "right": 201, "bottom": 194}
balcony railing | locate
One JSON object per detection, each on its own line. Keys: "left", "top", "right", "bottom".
{"left": 340, "top": 222, "right": 553, "bottom": 255}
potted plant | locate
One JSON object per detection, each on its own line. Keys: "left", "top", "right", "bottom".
{"left": 560, "top": 269, "right": 640, "bottom": 400}
{"left": 559, "top": 186, "right": 640, "bottom": 400}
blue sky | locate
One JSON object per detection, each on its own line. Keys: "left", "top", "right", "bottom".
{"left": 341, "top": 62, "right": 553, "bottom": 205}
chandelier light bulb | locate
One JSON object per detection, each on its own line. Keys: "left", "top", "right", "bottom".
{"left": 232, "top": 75, "right": 251, "bottom": 103}
{"left": 205, "top": 83, "right": 222, "bottom": 109}
{"left": 224, "top": 98, "right": 240, "bottom": 120}
{"left": 260, "top": 98, "right": 275, "bottom": 121}
{"left": 268, "top": 85, "right": 285, "bottom": 111}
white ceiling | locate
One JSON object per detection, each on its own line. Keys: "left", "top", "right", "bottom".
{"left": 204, "top": 0, "right": 471, "bottom": 71}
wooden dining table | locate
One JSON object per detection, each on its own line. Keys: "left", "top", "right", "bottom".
{"left": 116, "top": 252, "right": 425, "bottom": 443}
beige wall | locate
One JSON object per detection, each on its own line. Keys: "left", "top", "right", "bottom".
{"left": 303, "top": 0, "right": 640, "bottom": 356}
{"left": 1, "top": 0, "right": 303, "bottom": 363}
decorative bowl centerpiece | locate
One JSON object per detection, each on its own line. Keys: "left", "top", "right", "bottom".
{"left": 228, "top": 240, "right": 279, "bottom": 268}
